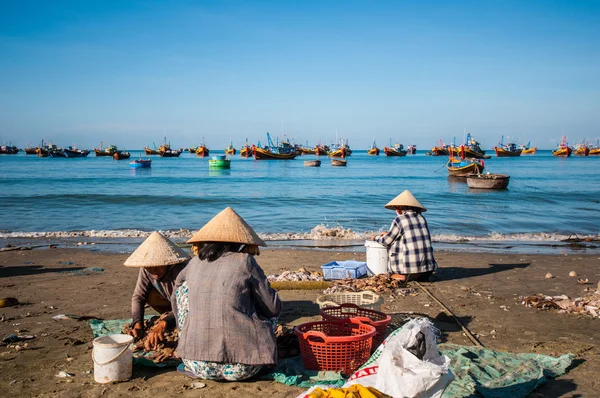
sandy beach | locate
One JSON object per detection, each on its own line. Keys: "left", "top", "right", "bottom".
{"left": 1, "top": 247, "right": 599, "bottom": 397}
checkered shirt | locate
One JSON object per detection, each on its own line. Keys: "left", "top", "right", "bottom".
{"left": 375, "top": 210, "right": 438, "bottom": 274}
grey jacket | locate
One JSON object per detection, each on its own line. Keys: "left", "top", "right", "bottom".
{"left": 172, "top": 252, "right": 281, "bottom": 365}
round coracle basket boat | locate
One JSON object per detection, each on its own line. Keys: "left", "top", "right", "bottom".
{"left": 304, "top": 160, "right": 321, "bottom": 167}
{"left": 466, "top": 173, "right": 510, "bottom": 189}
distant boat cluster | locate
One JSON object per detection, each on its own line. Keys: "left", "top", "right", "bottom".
{"left": 2, "top": 133, "right": 599, "bottom": 162}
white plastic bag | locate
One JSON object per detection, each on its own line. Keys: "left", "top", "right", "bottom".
{"left": 344, "top": 318, "right": 453, "bottom": 398}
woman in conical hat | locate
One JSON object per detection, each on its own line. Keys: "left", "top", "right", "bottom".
{"left": 371, "top": 190, "right": 437, "bottom": 282}
{"left": 124, "top": 231, "right": 190, "bottom": 347}
{"left": 172, "top": 207, "right": 281, "bottom": 381}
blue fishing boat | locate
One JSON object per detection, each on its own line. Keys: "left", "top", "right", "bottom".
{"left": 129, "top": 158, "right": 152, "bottom": 168}
{"left": 446, "top": 156, "right": 485, "bottom": 177}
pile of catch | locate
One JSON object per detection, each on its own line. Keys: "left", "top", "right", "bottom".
{"left": 275, "top": 323, "right": 300, "bottom": 359}
{"left": 122, "top": 316, "right": 179, "bottom": 363}
{"left": 322, "top": 274, "right": 418, "bottom": 296}
{"left": 521, "top": 289, "right": 600, "bottom": 318}
{"left": 268, "top": 268, "right": 323, "bottom": 282}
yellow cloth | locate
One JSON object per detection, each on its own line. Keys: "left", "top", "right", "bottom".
{"left": 308, "top": 384, "right": 388, "bottom": 398}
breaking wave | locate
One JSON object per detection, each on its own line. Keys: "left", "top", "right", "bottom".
{"left": 1, "top": 225, "right": 597, "bottom": 243}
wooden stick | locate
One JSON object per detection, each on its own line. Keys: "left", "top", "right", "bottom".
{"left": 413, "top": 281, "right": 484, "bottom": 347}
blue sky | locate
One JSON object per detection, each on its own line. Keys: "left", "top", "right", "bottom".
{"left": 1, "top": 0, "right": 599, "bottom": 150}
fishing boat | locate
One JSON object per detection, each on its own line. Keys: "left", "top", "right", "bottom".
{"left": 446, "top": 156, "right": 485, "bottom": 177}
{"left": 63, "top": 146, "right": 90, "bottom": 158}
{"left": 589, "top": 140, "right": 600, "bottom": 156}
{"left": 573, "top": 139, "right": 590, "bottom": 156}
{"left": 48, "top": 145, "right": 66, "bottom": 157}
{"left": 384, "top": 141, "right": 407, "bottom": 156}
{"left": 129, "top": 158, "right": 152, "bottom": 168}
{"left": 407, "top": 145, "right": 417, "bottom": 155}
{"left": 24, "top": 144, "right": 37, "bottom": 155}
{"left": 144, "top": 143, "right": 159, "bottom": 155}
{"left": 331, "top": 158, "right": 347, "bottom": 167}
{"left": 113, "top": 151, "right": 131, "bottom": 160}
{"left": 195, "top": 145, "right": 210, "bottom": 157}
{"left": 314, "top": 144, "right": 330, "bottom": 156}
{"left": 224, "top": 142, "right": 236, "bottom": 155}
{"left": 304, "top": 160, "right": 321, "bottom": 167}
{"left": 450, "top": 133, "right": 486, "bottom": 159}
{"left": 156, "top": 138, "right": 181, "bottom": 157}
{"left": 430, "top": 140, "right": 450, "bottom": 156}
{"left": 466, "top": 173, "right": 510, "bottom": 189}
{"left": 0, "top": 144, "right": 19, "bottom": 154}
{"left": 159, "top": 149, "right": 182, "bottom": 157}
{"left": 367, "top": 140, "right": 380, "bottom": 156}
{"left": 328, "top": 137, "right": 352, "bottom": 157}
{"left": 253, "top": 133, "right": 297, "bottom": 160}
{"left": 552, "top": 136, "right": 572, "bottom": 157}
{"left": 494, "top": 136, "right": 522, "bottom": 157}
{"left": 519, "top": 142, "right": 537, "bottom": 154}
{"left": 208, "top": 155, "right": 231, "bottom": 169}
{"left": 94, "top": 142, "right": 120, "bottom": 157}
{"left": 573, "top": 145, "right": 589, "bottom": 156}
{"left": 240, "top": 139, "right": 252, "bottom": 157}
{"left": 300, "top": 146, "right": 316, "bottom": 155}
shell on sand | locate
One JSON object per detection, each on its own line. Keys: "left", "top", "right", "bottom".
{"left": 545, "top": 273, "right": 554, "bottom": 279}
{"left": 577, "top": 278, "right": 589, "bottom": 285}
{"left": 569, "top": 271, "right": 577, "bottom": 277}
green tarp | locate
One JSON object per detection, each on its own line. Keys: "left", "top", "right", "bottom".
{"left": 439, "top": 344, "right": 575, "bottom": 398}
{"left": 89, "top": 318, "right": 575, "bottom": 397}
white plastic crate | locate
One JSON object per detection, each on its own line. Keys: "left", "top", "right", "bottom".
{"left": 321, "top": 260, "right": 367, "bottom": 280}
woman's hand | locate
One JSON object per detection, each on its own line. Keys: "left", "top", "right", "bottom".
{"left": 145, "top": 320, "right": 167, "bottom": 350}
{"left": 129, "top": 322, "right": 145, "bottom": 340}
{"left": 371, "top": 232, "right": 386, "bottom": 240}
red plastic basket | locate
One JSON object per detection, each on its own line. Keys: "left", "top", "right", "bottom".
{"left": 294, "top": 318, "right": 376, "bottom": 376}
{"left": 320, "top": 303, "right": 392, "bottom": 351}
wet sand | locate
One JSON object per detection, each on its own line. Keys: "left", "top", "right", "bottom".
{"left": 0, "top": 248, "right": 599, "bottom": 397}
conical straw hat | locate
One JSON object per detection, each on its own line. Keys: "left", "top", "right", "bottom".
{"left": 124, "top": 231, "right": 190, "bottom": 267}
{"left": 384, "top": 190, "right": 427, "bottom": 212}
{"left": 187, "top": 207, "right": 266, "bottom": 246}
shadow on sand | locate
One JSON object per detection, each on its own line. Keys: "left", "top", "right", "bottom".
{"left": 434, "top": 262, "right": 531, "bottom": 282}
{"left": 0, "top": 264, "right": 85, "bottom": 278}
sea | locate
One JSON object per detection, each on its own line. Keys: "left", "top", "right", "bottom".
{"left": 1, "top": 150, "right": 599, "bottom": 255}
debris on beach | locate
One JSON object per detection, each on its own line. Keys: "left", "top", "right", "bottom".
{"left": 267, "top": 268, "right": 323, "bottom": 282}
{"left": 322, "top": 274, "right": 418, "bottom": 296}
{"left": 2, "top": 334, "right": 36, "bottom": 344}
{"left": 0, "top": 297, "right": 19, "bottom": 308}
{"left": 521, "top": 290, "right": 600, "bottom": 318}
{"left": 55, "top": 371, "right": 75, "bottom": 378}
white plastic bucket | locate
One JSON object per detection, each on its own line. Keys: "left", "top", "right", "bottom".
{"left": 92, "top": 334, "right": 134, "bottom": 384}
{"left": 365, "top": 240, "right": 388, "bottom": 276}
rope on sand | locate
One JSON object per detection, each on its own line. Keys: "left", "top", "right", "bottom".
{"left": 413, "top": 281, "right": 484, "bottom": 347}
